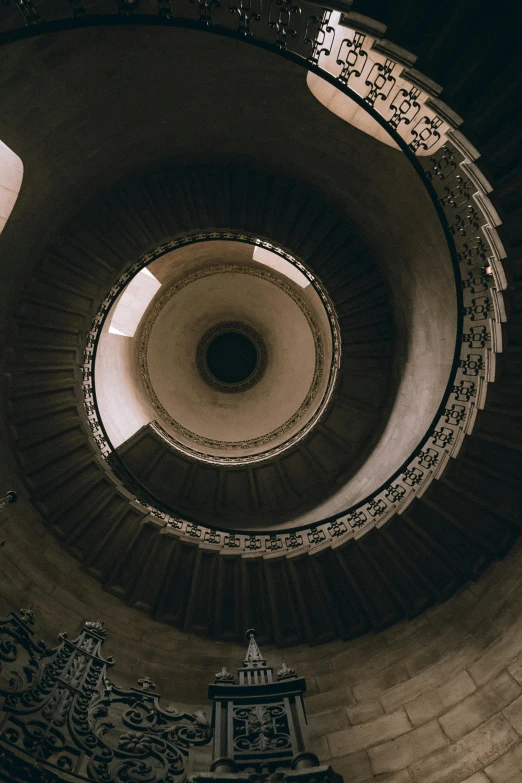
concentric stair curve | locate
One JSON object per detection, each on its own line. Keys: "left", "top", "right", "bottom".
{"left": 9, "top": 164, "right": 396, "bottom": 532}
{"left": 5, "top": 82, "right": 522, "bottom": 644}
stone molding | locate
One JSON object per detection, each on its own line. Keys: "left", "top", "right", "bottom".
{"left": 137, "top": 261, "right": 329, "bottom": 459}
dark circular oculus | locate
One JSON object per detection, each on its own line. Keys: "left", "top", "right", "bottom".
{"left": 197, "top": 322, "right": 267, "bottom": 393}
{"left": 205, "top": 331, "right": 258, "bottom": 384}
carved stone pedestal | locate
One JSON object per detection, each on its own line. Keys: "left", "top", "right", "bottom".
{"left": 202, "top": 631, "right": 344, "bottom": 783}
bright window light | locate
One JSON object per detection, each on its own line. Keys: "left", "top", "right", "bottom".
{"left": 0, "top": 140, "right": 23, "bottom": 236}
{"left": 253, "top": 245, "right": 310, "bottom": 288}
{"left": 108, "top": 267, "right": 161, "bottom": 337}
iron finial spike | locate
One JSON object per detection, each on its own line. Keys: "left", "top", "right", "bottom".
{"left": 244, "top": 628, "right": 266, "bottom": 667}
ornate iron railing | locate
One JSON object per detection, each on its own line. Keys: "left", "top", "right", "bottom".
{"left": 0, "top": 611, "right": 212, "bottom": 783}
{"left": 0, "top": 5, "right": 508, "bottom": 554}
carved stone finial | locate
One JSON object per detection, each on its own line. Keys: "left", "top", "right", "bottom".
{"left": 19, "top": 608, "right": 34, "bottom": 625}
{"left": 137, "top": 676, "right": 157, "bottom": 691}
{"left": 277, "top": 662, "right": 296, "bottom": 680}
{"left": 84, "top": 620, "right": 106, "bottom": 636}
{"left": 244, "top": 628, "right": 266, "bottom": 668}
{"left": 215, "top": 666, "right": 235, "bottom": 682}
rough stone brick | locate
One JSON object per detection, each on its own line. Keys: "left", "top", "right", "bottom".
{"left": 380, "top": 669, "right": 436, "bottom": 713}
{"left": 468, "top": 616, "right": 522, "bottom": 686}
{"left": 460, "top": 565, "right": 522, "bottom": 633}
{"left": 329, "top": 635, "right": 395, "bottom": 672}
{"left": 381, "top": 617, "right": 419, "bottom": 646}
{"left": 374, "top": 772, "right": 412, "bottom": 782}
{"left": 306, "top": 685, "right": 355, "bottom": 715}
{"left": 504, "top": 693, "right": 522, "bottom": 735}
{"left": 327, "top": 709, "right": 412, "bottom": 757}
{"left": 290, "top": 640, "right": 346, "bottom": 664}
{"left": 440, "top": 671, "right": 521, "bottom": 740}
{"left": 43, "top": 544, "right": 79, "bottom": 574}
{"left": 485, "top": 741, "right": 522, "bottom": 783}
{"left": 410, "top": 715, "right": 519, "bottom": 783}
{"left": 334, "top": 634, "right": 423, "bottom": 683}
{"left": 308, "top": 709, "right": 350, "bottom": 738}
{"left": 460, "top": 774, "right": 491, "bottom": 783}
{"left": 309, "top": 735, "right": 330, "bottom": 762}
{"left": 329, "top": 646, "right": 375, "bottom": 672}
{"left": 352, "top": 663, "right": 410, "bottom": 701}
{"left": 0, "top": 597, "right": 12, "bottom": 616}
{"left": 327, "top": 750, "right": 372, "bottom": 783}
{"left": 508, "top": 653, "right": 522, "bottom": 685}
{"left": 405, "top": 671, "right": 476, "bottom": 726}
{"left": 487, "top": 584, "right": 522, "bottom": 638}
{"left": 298, "top": 657, "right": 334, "bottom": 678}
{"left": 415, "top": 614, "right": 466, "bottom": 647}
{"left": 368, "top": 719, "right": 448, "bottom": 774}
{"left": 316, "top": 668, "right": 354, "bottom": 693}
{"left": 405, "top": 626, "right": 469, "bottom": 677}
{"left": 306, "top": 677, "right": 319, "bottom": 696}
{"left": 431, "top": 623, "right": 501, "bottom": 683}
{"left": 372, "top": 769, "right": 411, "bottom": 783}
{"left": 346, "top": 699, "right": 383, "bottom": 725}
{"left": 1, "top": 555, "right": 31, "bottom": 591}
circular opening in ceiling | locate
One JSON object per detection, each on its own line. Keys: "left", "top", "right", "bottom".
{"left": 206, "top": 330, "right": 258, "bottom": 384}
{"left": 196, "top": 321, "right": 268, "bottom": 394}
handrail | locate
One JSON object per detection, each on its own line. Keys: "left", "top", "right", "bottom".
{"left": 0, "top": 1, "right": 506, "bottom": 553}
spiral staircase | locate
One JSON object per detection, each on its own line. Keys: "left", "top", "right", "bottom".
{"left": 0, "top": 0, "right": 521, "bottom": 653}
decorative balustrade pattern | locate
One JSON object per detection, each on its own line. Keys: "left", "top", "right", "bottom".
{"left": 0, "top": 612, "right": 212, "bottom": 783}
{"left": 0, "top": 4, "right": 507, "bottom": 554}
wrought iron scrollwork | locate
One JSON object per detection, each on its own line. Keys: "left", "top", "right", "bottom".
{"left": 409, "top": 114, "right": 443, "bottom": 153}
{"left": 336, "top": 30, "right": 367, "bottom": 86}
{"left": 188, "top": 0, "right": 221, "bottom": 25}
{"left": 389, "top": 86, "right": 421, "bottom": 130}
{"left": 304, "top": 10, "right": 334, "bottom": 65}
{"left": 364, "top": 58, "right": 396, "bottom": 106}
{"left": 229, "top": 0, "right": 260, "bottom": 35}
{"left": 233, "top": 704, "right": 291, "bottom": 753}
{"left": 268, "top": 0, "right": 300, "bottom": 49}
{"left": 0, "top": 612, "right": 212, "bottom": 783}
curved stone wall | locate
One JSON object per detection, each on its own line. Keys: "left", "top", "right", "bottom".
{"left": 1, "top": 481, "right": 522, "bottom": 782}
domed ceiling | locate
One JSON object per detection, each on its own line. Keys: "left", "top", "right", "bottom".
{"left": 99, "top": 236, "right": 340, "bottom": 466}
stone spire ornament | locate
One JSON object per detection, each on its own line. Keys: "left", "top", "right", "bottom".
{"left": 198, "top": 629, "right": 344, "bottom": 783}
{"left": 244, "top": 628, "right": 267, "bottom": 668}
